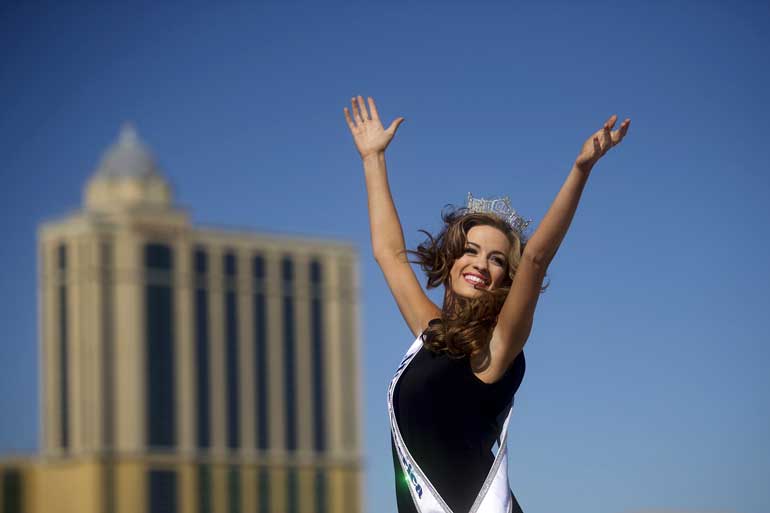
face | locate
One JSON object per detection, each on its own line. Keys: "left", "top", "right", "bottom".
{"left": 448, "top": 224, "right": 512, "bottom": 298}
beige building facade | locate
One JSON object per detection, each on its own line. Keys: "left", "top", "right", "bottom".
{"left": 0, "top": 125, "right": 363, "bottom": 513}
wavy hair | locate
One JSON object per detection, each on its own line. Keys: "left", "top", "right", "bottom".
{"left": 405, "top": 206, "right": 549, "bottom": 360}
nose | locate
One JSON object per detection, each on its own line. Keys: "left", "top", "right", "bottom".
{"left": 472, "top": 260, "right": 490, "bottom": 276}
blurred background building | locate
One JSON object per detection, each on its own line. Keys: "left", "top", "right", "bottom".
{"left": 0, "top": 125, "right": 363, "bottom": 513}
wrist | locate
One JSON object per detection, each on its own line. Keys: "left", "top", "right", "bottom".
{"left": 362, "top": 151, "right": 385, "bottom": 163}
{"left": 573, "top": 160, "right": 593, "bottom": 174}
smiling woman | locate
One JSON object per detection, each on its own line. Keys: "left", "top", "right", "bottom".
{"left": 343, "top": 95, "right": 630, "bottom": 513}
{"left": 406, "top": 208, "right": 548, "bottom": 364}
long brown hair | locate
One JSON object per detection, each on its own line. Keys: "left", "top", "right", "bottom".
{"left": 406, "top": 206, "right": 549, "bottom": 359}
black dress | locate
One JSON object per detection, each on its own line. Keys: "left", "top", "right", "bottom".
{"left": 391, "top": 343, "right": 526, "bottom": 512}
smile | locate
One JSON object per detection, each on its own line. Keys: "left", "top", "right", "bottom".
{"left": 462, "top": 273, "right": 489, "bottom": 287}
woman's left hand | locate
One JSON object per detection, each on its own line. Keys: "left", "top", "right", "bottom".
{"left": 575, "top": 114, "right": 631, "bottom": 171}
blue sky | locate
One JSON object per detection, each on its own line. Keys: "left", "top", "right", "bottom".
{"left": 1, "top": 2, "right": 769, "bottom": 512}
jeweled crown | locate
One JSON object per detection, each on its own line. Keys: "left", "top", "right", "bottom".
{"left": 466, "top": 192, "right": 532, "bottom": 243}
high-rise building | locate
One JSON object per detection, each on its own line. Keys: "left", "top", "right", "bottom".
{"left": 0, "top": 124, "right": 363, "bottom": 513}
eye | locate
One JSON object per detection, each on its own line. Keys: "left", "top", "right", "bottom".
{"left": 492, "top": 256, "right": 506, "bottom": 266}
{"left": 463, "top": 246, "right": 477, "bottom": 255}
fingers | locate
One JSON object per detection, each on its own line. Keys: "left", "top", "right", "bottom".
{"left": 387, "top": 117, "right": 405, "bottom": 135}
{"left": 350, "top": 97, "right": 362, "bottom": 125}
{"left": 612, "top": 118, "right": 631, "bottom": 145}
{"left": 368, "top": 97, "right": 380, "bottom": 122}
{"left": 345, "top": 95, "right": 384, "bottom": 129}
{"left": 348, "top": 95, "right": 371, "bottom": 125}
{"left": 619, "top": 118, "right": 630, "bottom": 138}
{"left": 356, "top": 95, "right": 369, "bottom": 122}
{"left": 343, "top": 106, "right": 356, "bottom": 130}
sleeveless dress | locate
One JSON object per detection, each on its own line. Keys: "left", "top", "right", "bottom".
{"left": 391, "top": 340, "right": 526, "bottom": 512}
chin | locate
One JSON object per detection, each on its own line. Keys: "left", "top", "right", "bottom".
{"left": 450, "top": 285, "right": 484, "bottom": 299}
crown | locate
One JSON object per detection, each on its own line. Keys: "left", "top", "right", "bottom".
{"left": 466, "top": 192, "right": 532, "bottom": 242}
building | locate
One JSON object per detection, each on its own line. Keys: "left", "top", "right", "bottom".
{"left": 0, "top": 124, "right": 363, "bottom": 513}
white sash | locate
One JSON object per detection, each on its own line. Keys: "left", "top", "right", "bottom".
{"left": 387, "top": 333, "right": 516, "bottom": 513}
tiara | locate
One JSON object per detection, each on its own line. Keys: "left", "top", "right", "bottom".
{"left": 466, "top": 192, "right": 532, "bottom": 242}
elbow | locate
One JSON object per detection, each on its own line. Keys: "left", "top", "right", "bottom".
{"left": 372, "top": 245, "right": 389, "bottom": 264}
{"left": 371, "top": 242, "right": 388, "bottom": 263}
{"left": 373, "top": 251, "right": 387, "bottom": 266}
{"left": 373, "top": 245, "right": 405, "bottom": 265}
{"left": 522, "top": 248, "right": 551, "bottom": 270}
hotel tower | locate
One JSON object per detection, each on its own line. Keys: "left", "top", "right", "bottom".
{"left": 0, "top": 125, "right": 363, "bottom": 513}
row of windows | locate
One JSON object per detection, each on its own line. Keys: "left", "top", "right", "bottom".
{"left": 151, "top": 467, "right": 327, "bottom": 513}
{"left": 52, "top": 241, "right": 334, "bottom": 454}
{"left": 57, "top": 242, "right": 115, "bottom": 452}
{"left": 148, "top": 244, "right": 328, "bottom": 452}
{"left": 0, "top": 466, "right": 332, "bottom": 513}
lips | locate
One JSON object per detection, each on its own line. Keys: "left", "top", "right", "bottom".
{"left": 462, "top": 273, "right": 489, "bottom": 287}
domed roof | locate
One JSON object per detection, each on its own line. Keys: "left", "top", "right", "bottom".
{"left": 93, "top": 122, "right": 162, "bottom": 180}
{"left": 84, "top": 122, "right": 173, "bottom": 211}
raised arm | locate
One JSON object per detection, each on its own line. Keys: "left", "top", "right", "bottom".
{"left": 525, "top": 114, "right": 631, "bottom": 265}
{"left": 489, "top": 115, "right": 631, "bottom": 373}
{"left": 343, "top": 96, "right": 440, "bottom": 336}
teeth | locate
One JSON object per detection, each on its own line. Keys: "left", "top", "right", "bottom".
{"left": 464, "top": 274, "right": 486, "bottom": 285}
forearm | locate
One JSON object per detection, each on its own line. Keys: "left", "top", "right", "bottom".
{"left": 362, "top": 151, "right": 408, "bottom": 260}
{"left": 524, "top": 162, "right": 593, "bottom": 265}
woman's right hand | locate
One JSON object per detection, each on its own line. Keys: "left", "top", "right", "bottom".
{"left": 343, "top": 95, "right": 405, "bottom": 160}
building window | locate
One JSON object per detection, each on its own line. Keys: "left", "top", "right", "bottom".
{"left": 145, "top": 243, "right": 175, "bottom": 448}
{"left": 340, "top": 259, "right": 356, "bottom": 448}
{"left": 197, "top": 465, "right": 212, "bottom": 513}
{"left": 101, "top": 241, "right": 115, "bottom": 449}
{"left": 281, "top": 257, "right": 297, "bottom": 451}
{"left": 257, "top": 467, "right": 270, "bottom": 513}
{"left": 310, "top": 259, "right": 326, "bottom": 452}
{"left": 315, "top": 469, "right": 327, "bottom": 513}
{"left": 103, "top": 462, "right": 116, "bottom": 513}
{"left": 224, "top": 251, "right": 240, "bottom": 450}
{"left": 194, "top": 248, "right": 211, "bottom": 449}
{"left": 287, "top": 468, "right": 298, "bottom": 513}
{"left": 148, "top": 469, "right": 177, "bottom": 513}
{"left": 57, "top": 243, "right": 69, "bottom": 451}
{"left": 228, "top": 466, "right": 241, "bottom": 513}
{"left": 194, "top": 248, "right": 208, "bottom": 274}
{"left": 2, "top": 468, "right": 22, "bottom": 513}
{"left": 252, "top": 255, "right": 269, "bottom": 450}
{"left": 101, "top": 240, "right": 116, "bottom": 513}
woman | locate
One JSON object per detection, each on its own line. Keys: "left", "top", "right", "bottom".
{"left": 343, "top": 96, "right": 630, "bottom": 512}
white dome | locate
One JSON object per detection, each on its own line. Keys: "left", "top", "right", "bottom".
{"left": 84, "top": 123, "right": 173, "bottom": 211}
{"left": 93, "top": 122, "right": 161, "bottom": 179}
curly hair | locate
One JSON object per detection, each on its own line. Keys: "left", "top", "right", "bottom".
{"left": 405, "top": 206, "right": 549, "bottom": 360}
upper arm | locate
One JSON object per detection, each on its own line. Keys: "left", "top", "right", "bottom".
{"left": 375, "top": 250, "right": 441, "bottom": 338}
{"left": 490, "top": 252, "right": 547, "bottom": 369}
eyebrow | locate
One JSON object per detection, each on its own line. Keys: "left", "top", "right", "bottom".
{"left": 466, "top": 241, "right": 507, "bottom": 258}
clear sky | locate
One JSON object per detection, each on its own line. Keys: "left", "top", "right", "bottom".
{"left": 1, "top": 2, "right": 768, "bottom": 512}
